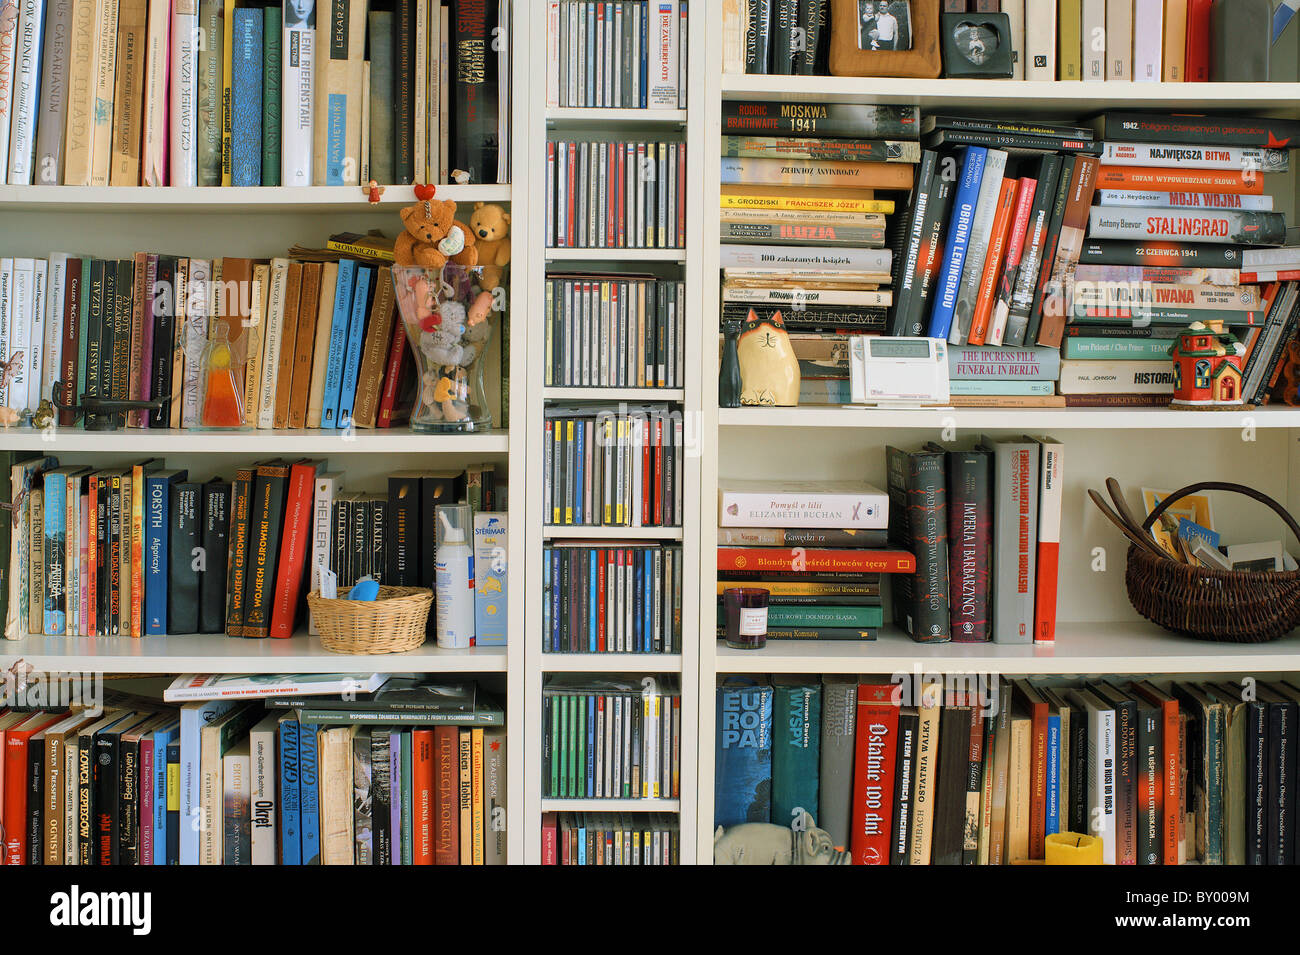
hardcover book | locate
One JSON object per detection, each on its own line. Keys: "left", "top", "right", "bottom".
{"left": 715, "top": 678, "right": 773, "bottom": 829}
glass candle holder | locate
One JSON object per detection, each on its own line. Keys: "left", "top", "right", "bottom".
{"left": 723, "top": 588, "right": 769, "bottom": 650}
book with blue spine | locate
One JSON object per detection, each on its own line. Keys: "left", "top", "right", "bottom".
{"left": 1046, "top": 712, "right": 1061, "bottom": 836}
{"left": 336, "top": 264, "right": 373, "bottom": 427}
{"left": 278, "top": 713, "right": 301, "bottom": 864}
{"left": 42, "top": 467, "right": 70, "bottom": 635}
{"left": 715, "top": 677, "right": 774, "bottom": 829}
{"left": 927, "top": 146, "right": 988, "bottom": 339}
{"left": 298, "top": 718, "right": 320, "bottom": 864}
{"left": 144, "top": 469, "right": 187, "bottom": 635}
{"left": 771, "top": 676, "right": 822, "bottom": 827}
{"left": 151, "top": 719, "right": 179, "bottom": 865}
{"left": 230, "top": 7, "right": 265, "bottom": 187}
{"left": 179, "top": 699, "right": 237, "bottom": 865}
{"left": 320, "top": 258, "right": 356, "bottom": 428}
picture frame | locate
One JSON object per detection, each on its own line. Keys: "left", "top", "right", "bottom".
{"left": 829, "top": 0, "right": 942, "bottom": 79}
{"left": 940, "top": 12, "right": 1015, "bottom": 78}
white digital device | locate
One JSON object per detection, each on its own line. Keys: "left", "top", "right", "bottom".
{"left": 849, "top": 336, "right": 950, "bottom": 407}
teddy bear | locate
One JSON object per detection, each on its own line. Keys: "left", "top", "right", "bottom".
{"left": 468, "top": 201, "right": 512, "bottom": 291}
{"left": 418, "top": 300, "right": 482, "bottom": 368}
{"left": 394, "top": 198, "right": 481, "bottom": 270}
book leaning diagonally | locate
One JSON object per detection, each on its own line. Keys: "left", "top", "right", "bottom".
{"left": 169, "top": 0, "right": 198, "bottom": 186}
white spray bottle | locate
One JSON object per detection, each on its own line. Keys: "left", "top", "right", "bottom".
{"left": 435, "top": 504, "right": 475, "bottom": 648}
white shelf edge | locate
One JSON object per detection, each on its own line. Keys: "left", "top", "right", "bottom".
{"left": 545, "top": 248, "right": 687, "bottom": 262}
{"left": 546, "top": 107, "right": 688, "bottom": 124}
{"left": 544, "top": 387, "right": 686, "bottom": 401}
{"left": 541, "top": 798, "right": 681, "bottom": 812}
{"left": 717, "top": 406, "right": 1300, "bottom": 430}
{"left": 544, "top": 525, "right": 684, "bottom": 540}
{"left": 0, "top": 183, "right": 512, "bottom": 212}
{"left": 0, "top": 428, "right": 511, "bottom": 454}
{"left": 542, "top": 653, "right": 683, "bottom": 672}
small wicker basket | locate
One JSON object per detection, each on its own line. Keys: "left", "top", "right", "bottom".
{"left": 307, "top": 587, "right": 433, "bottom": 654}
{"left": 1119, "top": 482, "right": 1300, "bottom": 643}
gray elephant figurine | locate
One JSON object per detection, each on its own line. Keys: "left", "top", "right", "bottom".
{"left": 713, "top": 811, "right": 851, "bottom": 865}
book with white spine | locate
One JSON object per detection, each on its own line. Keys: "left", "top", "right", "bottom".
{"left": 1004, "top": 0, "right": 1026, "bottom": 80}
{"left": 951, "top": 149, "right": 1009, "bottom": 345}
{"left": 1101, "top": 142, "right": 1288, "bottom": 172}
{"left": 0, "top": 260, "right": 11, "bottom": 408}
{"left": 1067, "top": 687, "right": 1118, "bottom": 864}
{"left": 647, "top": 0, "right": 678, "bottom": 108}
{"left": 719, "top": 244, "right": 892, "bottom": 272}
{"left": 248, "top": 712, "right": 280, "bottom": 866}
{"left": 718, "top": 479, "right": 889, "bottom": 529}
{"left": 27, "top": 258, "right": 45, "bottom": 411}
{"left": 61, "top": 0, "right": 97, "bottom": 185}
{"left": 0, "top": 0, "right": 19, "bottom": 175}
{"left": 1096, "top": 191, "right": 1274, "bottom": 211}
{"left": 140, "top": 0, "right": 170, "bottom": 185}
{"left": 722, "top": 286, "right": 892, "bottom": 307}
{"left": 169, "top": 0, "right": 198, "bottom": 186}
{"left": 7, "top": 0, "right": 46, "bottom": 184}
{"left": 41, "top": 253, "right": 69, "bottom": 404}
{"left": 1133, "top": 0, "right": 1162, "bottom": 81}
{"left": 8, "top": 258, "right": 33, "bottom": 409}
{"left": 281, "top": 0, "right": 314, "bottom": 186}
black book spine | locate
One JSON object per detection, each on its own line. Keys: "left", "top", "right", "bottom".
{"left": 449, "top": 0, "right": 499, "bottom": 184}
{"left": 244, "top": 465, "right": 290, "bottom": 638}
{"left": 931, "top": 706, "right": 971, "bottom": 865}
{"left": 108, "top": 473, "right": 122, "bottom": 636}
{"left": 944, "top": 448, "right": 991, "bottom": 643}
{"left": 1025, "top": 155, "right": 1077, "bottom": 345}
{"left": 886, "top": 447, "right": 950, "bottom": 642}
{"left": 332, "top": 496, "right": 350, "bottom": 587}
{"left": 1097, "top": 112, "right": 1300, "bottom": 148}
{"left": 95, "top": 474, "right": 108, "bottom": 636}
{"left": 1068, "top": 708, "right": 1089, "bottom": 835}
{"left": 745, "top": 0, "right": 773, "bottom": 74}
{"left": 84, "top": 260, "right": 106, "bottom": 429}
{"left": 226, "top": 468, "right": 254, "bottom": 638}
{"left": 1113, "top": 699, "right": 1138, "bottom": 865}
{"left": 58, "top": 258, "right": 84, "bottom": 428}
{"left": 392, "top": 0, "right": 415, "bottom": 185}
{"left": 371, "top": 730, "right": 391, "bottom": 864}
{"left": 386, "top": 475, "right": 420, "bottom": 586}
{"left": 923, "top": 128, "right": 1104, "bottom": 155}
{"left": 112, "top": 259, "right": 133, "bottom": 424}
{"left": 94, "top": 731, "right": 121, "bottom": 866}
{"left": 118, "top": 735, "right": 139, "bottom": 866}
{"left": 771, "top": 0, "right": 796, "bottom": 75}
{"left": 1246, "top": 701, "right": 1267, "bottom": 865}
{"left": 199, "top": 482, "right": 231, "bottom": 633}
{"left": 351, "top": 495, "right": 369, "bottom": 583}
{"left": 168, "top": 483, "right": 201, "bottom": 634}
{"left": 369, "top": 498, "right": 387, "bottom": 584}
{"left": 26, "top": 736, "right": 44, "bottom": 865}
{"left": 165, "top": 740, "right": 180, "bottom": 863}
{"left": 798, "top": 0, "right": 829, "bottom": 75}
{"left": 149, "top": 256, "right": 177, "bottom": 428}
{"left": 1135, "top": 703, "right": 1160, "bottom": 865}
{"left": 1005, "top": 154, "right": 1063, "bottom": 346}
{"left": 1266, "top": 700, "right": 1296, "bottom": 865}
{"left": 890, "top": 711, "right": 919, "bottom": 865}
{"left": 887, "top": 149, "right": 937, "bottom": 336}
{"left": 77, "top": 730, "right": 95, "bottom": 865}
{"left": 1077, "top": 239, "right": 1244, "bottom": 269}
{"left": 420, "top": 475, "right": 458, "bottom": 587}
{"left": 908, "top": 160, "right": 957, "bottom": 338}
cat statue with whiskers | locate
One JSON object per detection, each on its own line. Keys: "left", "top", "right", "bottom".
{"left": 737, "top": 309, "right": 800, "bottom": 406}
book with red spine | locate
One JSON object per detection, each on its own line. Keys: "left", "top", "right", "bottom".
{"left": 87, "top": 475, "right": 98, "bottom": 637}
{"left": 1095, "top": 165, "right": 1266, "bottom": 195}
{"left": 413, "top": 728, "right": 434, "bottom": 865}
{"left": 376, "top": 319, "right": 408, "bottom": 428}
{"left": 969, "top": 178, "right": 1018, "bottom": 346}
{"left": 1012, "top": 680, "right": 1050, "bottom": 859}
{"left": 987, "top": 177, "right": 1038, "bottom": 346}
{"left": 139, "top": 732, "right": 155, "bottom": 864}
{"left": 1132, "top": 681, "right": 1181, "bottom": 866}
{"left": 654, "top": 417, "right": 664, "bottom": 525}
{"left": 1031, "top": 437, "right": 1064, "bottom": 645}
{"left": 717, "top": 548, "right": 916, "bottom": 574}
{"left": 1183, "top": 0, "right": 1213, "bottom": 81}
{"left": 850, "top": 682, "right": 901, "bottom": 865}
{"left": 541, "top": 812, "right": 558, "bottom": 864}
{"left": 597, "top": 550, "right": 607, "bottom": 652}
{"left": 433, "top": 725, "right": 459, "bottom": 864}
{"left": 268, "top": 460, "right": 319, "bottom": 639}
{"left": 3, "top": 712, "right": 62, "bottom": 864}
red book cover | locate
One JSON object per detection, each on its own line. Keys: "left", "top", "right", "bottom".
{"left": 541, "top": 811, "right": 558, "bottom": 864}
{"left": 87, "top": 476, "right": 98, "bottom": 636}
{"left": 716, "top": 548, "right": 917, "bottom": 574}
{"left": 567, "top": 141, "right": 577, "bottom": 247}
{"left": 597, "top": 549, "right": 607, "bottom": 652}
{"left": 1013, "top": 682, "right": 1049, "bottom": 859}
{"left": 1032, "top": 440, "right": 1064, "bottom": 644}
{"left": 850, "top": 683, "right": 901, "bottom": 865}
{"left": 653, "top": 417, "right": 663, "bottom": 525}
{"left": 413, "top": 729, "right": 434, "bottom": 865}
{"left": 376, "top": 320, "right": 407, "bottom": 428}
{"left": 3, "top": 713, "right": 61, "bottom": 864}
{"left": 1133, "top": 682, "right": 1181, "bottom": 865}
{"left": 1241, "top": 269, "right": 1300, "bottom": 283}
{"left": 268, "top": 460, "right": 319, "bottom": 639}
{"left": 1184, "top": 0, "right": 1213, "bottom": 81}
{"left": 433, "top": 726, "right": 459, "bottom": 864}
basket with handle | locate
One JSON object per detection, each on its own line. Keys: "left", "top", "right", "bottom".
{"left": 307, "top": 586, "right": 433, "bottom": 654}
{"left": 1097, "top": 481, "right": 1300, "bottom": 643}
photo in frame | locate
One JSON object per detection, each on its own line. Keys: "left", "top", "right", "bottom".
{"left": 829, "top": 0, "right": 941, "bottom": 78}
{"left": 940, "top": 12, "right": 1015, "bottom": 78}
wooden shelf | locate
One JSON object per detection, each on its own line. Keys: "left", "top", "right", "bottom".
{"left": 542, "top": 653, "right": 684, "bottom": 672}
{"left": 0, "top": 183, "right": 511, "bottom": 213}
{"left": 718, "top": 406, "right": 1300, "bottom": 431}
{"left": 0, "top": 428, "right": 511, "bottom": 454}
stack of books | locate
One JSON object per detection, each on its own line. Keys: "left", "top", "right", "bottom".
{"left": 715, "top": 673, "right": 1298, "bottom": 866}
{"left": 0, "top": 675, "right": 506, "bottom": 865}
{"left": 542, "top": 811, "right": 680, "bottom": 864}
{"left": 0, "top": 0, "right": 510, "bottom": 188}
{"left": 719, "top": 101, "right": 920, "bottom": 404}
{"left": 716, "top": 479, "right": 910, "bottom": 641}
{"left": 1061, "top": 112, "right": 1293, "bottom": 406}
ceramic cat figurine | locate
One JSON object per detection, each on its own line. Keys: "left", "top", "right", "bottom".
{"left": 737, "top": 309, "right": 800, "bottom": 406}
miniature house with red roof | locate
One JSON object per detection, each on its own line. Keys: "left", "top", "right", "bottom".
{"left": 1168, "top": 319, "right": 1246, "bottom": 407}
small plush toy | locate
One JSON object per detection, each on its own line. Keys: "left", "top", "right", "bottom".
{"left": 469, "top": 201, "right": 512, "bottom": 291}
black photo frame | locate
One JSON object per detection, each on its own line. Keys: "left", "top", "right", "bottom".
{"left": 940, "top": 13, "right": 1015, "bottom": 78}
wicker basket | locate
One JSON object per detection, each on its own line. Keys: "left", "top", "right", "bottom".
{"left": 1122, "top": 482, "right": 1300, "bottom": 643}
{"left": 307, "top": 587, "right": 433, "bottom": 654}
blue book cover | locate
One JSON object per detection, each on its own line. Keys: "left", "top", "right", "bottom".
{"left": 277, "top": 716, "right": 301, "bottom": 864}
{"left": 1046, "top": 713, "right": 1061, "bottom": 836}
{"left": 643, "top": 553, "right": 653, "bottom": 652}
{"left": 588, "top": 550, "right": 597, "bottom": 652}
{"left": 927, "top": 146, "right": 988, "bottom": 339}
{"left": 771, "top": 678, "right": 822, "bottom": 826}
{"left": 320, "top": 259, "right": 356, "bottom": 428}
{"left": 336, "top": 265, "right": 374, "bottom": 427}
{"left": 325, "top": 92, "right": 348, "bottom": 185}
{"left": 542, "top": 548, "right": 552, "bottom": 649}
{"left": 165, "top": 739, "right": 181, "bottom": 864}
{"left": 152, "top": 721, "right": 179, "bottom": 865}
{"left": 715, "top": 678, "right": 774, "bottom": 829}
{"left": 144, "top": 469, "right": 187, "bottom": 635}
{"left": 42, "top": 469, "right": 68, "bottom": 635}
{"left": 388, "top": 730, "right": 402, "bottom": 864}
{"left": 577, "top": 818, "right": 587, "bottom": 864}
{"left": 298, "top": 720, "right": 320, "bottom": 865}
{"left": 230, "top": 8, "right": 265, "bottom": 187}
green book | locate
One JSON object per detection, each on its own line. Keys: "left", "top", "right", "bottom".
{"left": 717, "top": 604, "right": 884, "bottom": 630}
{"left": 400, "top": 730, "right": 413, "bottom": 865}
{"left": 261, "top": 4, "right": 282, "bottom": 186}
{"left": 771, "top": 676, "right": 822, "bottom": 827}
{"left": 549, "top": 695, "right": 559, "bottom": 797}
{"left": 367, "top": 10, "right": 394, "bottom": 185}
{"left": 197, "top": 0, "right": 225, "bottom": 185}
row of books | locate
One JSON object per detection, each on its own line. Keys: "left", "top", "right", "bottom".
{"left": 543, "top": 0, "right": 688, "bottom": 110}
{"left": 0, "top": 0, "right": 508, "bottom": 188}
{"left": 543, "top": 403, "right": 684, "bottom": 529}
{"left": 0, "top": 676, "right": 507, "bottom": 866}
{"left": 0, "top": 254, "right": 435, "bottom": 429}
{"left": 544, "top": 139, "right": 688, "bottom": 250}
{"left": 542, "top": 676, "right": 681, "bottom": 800}
{"left": 543, "top": 543, "right": 683, "bottom": 654}
{"left": 2, "top": 456, "right": 504, "bottom": 642}
{"left": 716, "top": 675, "right": 1281, "bottom": 866}
{"left": 722, "top": 0, "right": 1298, "bottom": 83}
{"left": 541, "top": 811, "right": 680, "bottom": 864}
{"left": 543, "top": 275, "right": 686, "bottom": 389}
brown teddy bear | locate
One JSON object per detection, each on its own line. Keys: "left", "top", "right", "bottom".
{"left": 469, "top": 201, "right": 512, "bottom": 291}
{"left": 394, "top": 198, "right": 480, "bottom": 270}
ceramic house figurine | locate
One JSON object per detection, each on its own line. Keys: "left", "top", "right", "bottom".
{"left": 1168, "top": 319, "right": 1247, "bottom": 407}
{"left": 737, "top": 309, "right": 800, "bottom": 406}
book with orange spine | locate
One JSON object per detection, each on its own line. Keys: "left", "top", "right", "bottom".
{"left": 969, "top": 178, "right": 1018, "bottom": 346}
{"left": 1095, "top": 165, "right": 1266, "bottom": 195}
{"left": 716, "top": 548, "right": 916, "bottom": 574}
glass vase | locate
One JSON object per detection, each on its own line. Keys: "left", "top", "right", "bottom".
{"left": 391, "top": 264, "right": 495, "bottom": 433}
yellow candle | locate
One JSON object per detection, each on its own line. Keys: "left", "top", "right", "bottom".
{"left": 1044, "top": 832, "right": 1103, "bottom": 865}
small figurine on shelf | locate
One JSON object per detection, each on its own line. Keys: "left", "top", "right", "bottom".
{"left": 737, "top": 309, "right": 800, "bottom": 406}
{"left": 198, "top": 320, "right": 247, "bottom": 428}
{"left": 1168, "top": 319, "right": 1247, "bottom": 408}
{"left": 719, "top": 317, "right": 743, "bottom": 409}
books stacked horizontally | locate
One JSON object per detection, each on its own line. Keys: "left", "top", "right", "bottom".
{"left": 715, "top": 674, "right": 1285, "bottom": 866}
{"left": 543, "top": 0, "right": 688, "bottom": 110}
{"left": 719, "top": 101, "right": 920, "bottom": 405}
{"left": 716, "top": 480, "right": 913, "bottom": 641}
{"left": 890, "top": 118, "right": 1102, "bottom": 408}
{"left": 543, "top": 542, "right": 682, "bottom": 653}
{"left": 0, "top": 0, "right": 509, "bottom": 187}
{"left": 885, "top": 437, "right": 1063, "bottom": 645}
{"left": 723, "top": 0, "right": 1289, "bottom": 84}
{"left": 541, "top": 675, "right": 681, "bottom": 800}
{"left": 0, "top": 675, "right": 506, "bottom": 865}
{"left": 1062, "top": 112, "right": 1297, "bottom": 407}
{"left": 542, "top": 812, "right": 680, "bottom": 864}
{"left": 3, "top": 456, "right": 504, "bottom": 641}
